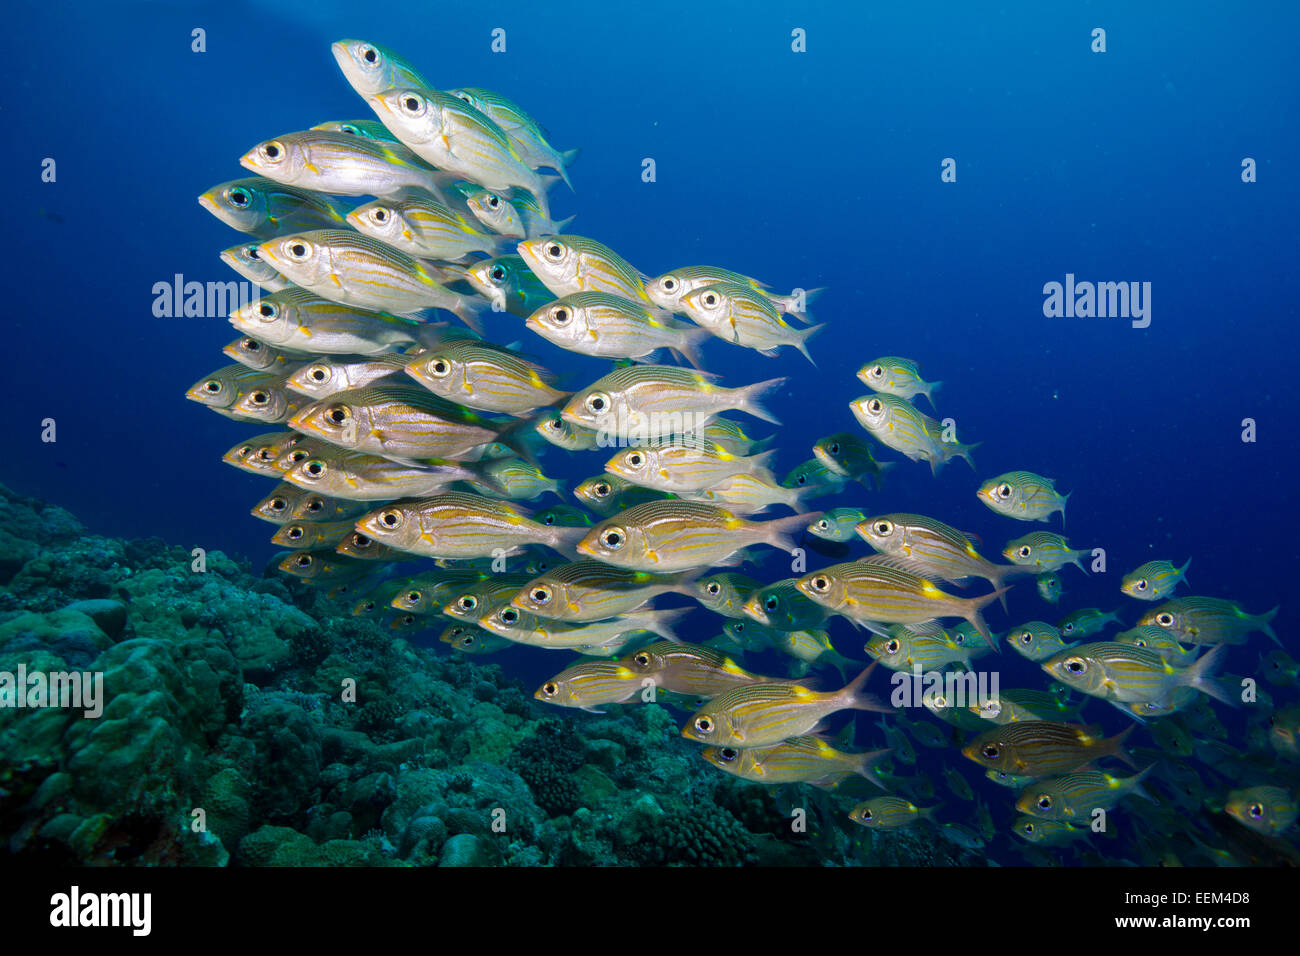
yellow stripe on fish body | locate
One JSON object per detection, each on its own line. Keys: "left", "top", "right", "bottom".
{"left": 517, "top": 235, "right": 653, "bottom": 304}
{"left": 979, "top": 471, "right": 1069, "bottom": 523}
{"left": 621, "top": 639, "right": 778, "bottom": 697}
{"left": 354, "top": 492, "right": 578, "bottom": 559}
{"left": 1137, "top": 595, "right": 1280, "bottom": 646}
{"left": 535, "top": 660, "right": 645, "bottom": 711}
{"left": 511, "top": 560, "right": 690, "bottom": 622}
{"left": 405, "top": 340, "right": 569, "bottom": 416}
{"left": 348, "top": 196, "right": 501, "bottom": 260}
{"left": 1016, "top": 769, "right": 1151, "bottom": 820}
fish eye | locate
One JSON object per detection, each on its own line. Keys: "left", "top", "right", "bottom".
{"left": 378, "top": 509, "right": 403, "bottom": 529}
{"left": 1249, "top": 803, "right": 1264, "bottom": 819}
{"left": 1020, "top": 631, "right": 1033, "bottom": 644}
{"left": 400, "top": 93, "right": 425, "bottom": 114}
{"left": 368, "top": 207, "right": 391, "bottom": 225}
{"left": 1134, "top": 639, "right": 1147, "bottom": 647}
{"left": 1156, "top": 613, "right": 1174, "bottom": 626}
{"left": 1062, "top": 622, "right": 1074, "bottom": 634}
{"left": 1022, "top": 823, "right": 1035, "bottom": 835}
{"left": 1037, "top": 796, "right": 1052, "bottom": 810}
{"left": 1018, "top": 546, "right": 1031, "bottom": 558}
{"left": 633, "top": 652, "right": 650, "bottom": 666}
{"left": 259, "top": 141, "right": 284, "bottom": 161}
{"left": 487, "top": 195, "right": 500, "bottom": 208}
{"left": 702, "top": 292, "right": 719, "bottom": 307}
{"left": 326, "top": 405, "right": 352, "bottom": 426}
{"left": 544, "top": 242, "right": 564, "bottom": 260}
{"left": 361, "top": 45, "right": 378, "bottom": 64}
{"left": 458, "top": 595, "right": 478, "bottom": 610}
{"left": 406, "top": 591, "right": 420, "bottom": 603}
{"left": 541, "top": 514, "right": 556, "bottom": 525}
{"left": 871, "top": 365, "right": 884, "bottom": 377}
{"left": 874, "top": 520, "right": 893, "bottom": 535}
{"left": 795, "top": 474, "right": 807, "bottom": 485}
{"left": 885, "top": 639, "right": 900, "bottom": 654}
{"left": 733, "top": 622, "right": 745, "bottom": 632}
{"left": 351, "top": 533, "right": 371, "bottom": 548}
{"left": 429, "top": 358, "right": 451, "bottom": 377}
{"left": 981, "top": 744, "right": 1000, "bottom": 759}
{"left": 540, "top": 681, "right": 558, "bottom": 697}
{"left": 308, "top": 366, "right": 328, "bottom": 383}
{"left": 304, "top": 498, "right": 323, "bottom": 513}
{"left": 462, "top": 635, "right": 476, "bottom": 646}
{"left": 294, "top": 554, "right": 313, "bottom": 568}
{"left": 829, "top": 442, "right": 841, "bottom": 454}
{"left": 600, "top": 528, "right": 625, "bottom": 549}
{"left": 245, "top": 245, "right": 261, "bottom": 260}
{"left": 808, "top": 577, "right": 830, "bottom": 593}
{"left": 584, "top": 392, "right": 609, "bottom": 414}
{"left": 248, "top": 390, "right": 270, "bottom": 406}
{"left": 860, "top": 809, "right": 873, "bottom": 821}
{"left": 268, "top": 497, "right": 287, "bottom": 512}
{"left": 1135, "top": 579, "right": 1148, "bottom": 591}
{"left": 705, "top": 582, "right": 720, "bottom": 595}
{"left": 1063, "top": 657, "right": 1086, "bottom": 675}
{"left": 490, "top": 266, "right": 505, "bottom": 280}
{"left": 203, "top": 380, "right": 222, "bottom": 393}
{"left": 530, "top": 586, "right": 551, "bottom": 604}
{"left": 626, "top": 452, "right": 643, "bottom": 467}
{"left": 867, "top": 399, "right": 882, "bottom": 413}
{"left": 594, "top": 482, "right": 611, "bottom": 496}
{"left": 286, "top": 526, "right": 304, "bottom": 540}
{"left": 765, "top": 595, "right": 779, "bottom": 609}
{"left": 241, "top": 338, "right": 261, "bottom": 351}
{"left": 499, "top": 608, "right": 518, "bottom": 624}
{"left": 718, "top": 748, "right": 739, "bottom": 763}
{"left": 257, "top": 301, "right": 278, "bottom": 319}
{"left": 399, "top": 614, "right": 414, "bottom": 625}
{"left": 286, "top": 241, "right": 312, "bottom": 261}
{"left": 814, "top": 519, "right": 829, "bottom": 531}
{"left": 229, "top": 188, "right": 251, "bottom": 207}
{"left": 996, "top": 483, "right": 1012, "bottom": 499}
{"left": 660, "top": 276, "right": 678, "bottom": 292}
{"left": 694, "top": 716, "right": 714, "bottom": 735}
{"left": 550, "top": 306, "right": 571, "bottom": 325}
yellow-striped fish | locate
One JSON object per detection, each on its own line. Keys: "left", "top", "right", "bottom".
{"left": 850, "top": 393, "right": 978, "bottom": 475}
{"left": 355, "top": 492, "right": 583, "bottom": 559}
{"left": 961, "top": 722, "right": 1134, "bottom": 777}
{"left": 348, "top": 195, "right": 507, "bottom": 259}
{"left": 703, "top": 737, "right": 888, "bottom": 788}
{"left": 229, "top": 288, "right": 425, "bottom": 355}
{"left": 526, "top": 291, "right": 709, "bottom": 367}
{"left": 331, "top": 39, "right": 430, "bottom": 96}
{"left": 857, "top": 512, "right": 1030, "bottom": 594}
{"left": 511, "top": 561, "right": 695, "bottom": 622}
{"left": 1005, "top": 621, "right": 1077, "bottom": 662}
{"left": 449, "top": 87, "right": 579, "bottom": 187}
{"left": 1041, "top": 641, "right": 1235, "bottom": 705}
{"left": 284, "top": 450, "right": 471, "bottom": 500}
{"left": 856, "top": 356, "right": 941, "bottom": 409}
{"left": 622, "top": 640, "right": 783, "bottom": 697}
{"left": 848, "top": 796, "right": 940, "bottom": 829}
{"left": 1138, "top": 596, "right": 1280, "bottom": 647}
{"left": 405, "top": 341, "right": 570, "bottom": 417}
{"left": 561, "top": 365, "right": 785, "bottom": 432}
{"left": 1004, "top": 532, "right": 1090, "bottom": 573}
{"left": 517, "top": 235, "right": 657, "bottom": 307}
{"left": 645, "top": 265, "right": 821, "bottom": 324}
{"left": 1016, "top": 767, "right": 1154, "bottom": 820}
{"left": 1120, "top": 558, "right": 1192, "bottom": 601}
{"left": 679, "top": 283, "right": 823, "bottom": 364}
{"left": 223, "top": 335, "right": 298, "bottom": 371}
{"left": 284, "top": 355, "right": 408, "bottom": 399}
{"left": 605, "top": 438, "right": 775, "bottom": 494}
{"left": 978, "top": 471, "right": 1069, "bottom": 524}
{"left": 198, "top": 176, "right": 346, "bottom": 238}
{"left": 240, "top": 130, "right": 450, "bottom": 201}
{"left": 1224, "top": 785, "right": 1297, "bottom": 836}
{"left": 220, "top": 243, "right": 292, "bottom": 292}
{"left": 535, "top": 661, "right": 646, "bottom": 712}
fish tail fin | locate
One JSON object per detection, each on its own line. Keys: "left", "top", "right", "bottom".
{"left": 1178, "top": 556, "right": 1191, "bottom": 589}
{"left": 918, "top": 803, "right": 944, "bottom": 824}
{"left": 1258, "top": 605, "right": 1281, "bottom": 646}
{"left": 845, "top": 661, "right": 892, "bottom": 713}
{"left": 958, "top": 440, "right": 982, "bottom": 472}
{"left": 782, "top": 285, "right": 824, "bottom": 325}
{"left": 1071, "top": 551, "right": 1089, "bottom": 575}
{"left": 451, "top": 297, "right": 488, "bottom": 336}
{"left": 549, "top": 213, "right": 578, "bottom": 234}
{"left": 733, "top": 376, "right": 786, "bottom": 424}
{"left": 858, "top": 748, "right": 892, "bottom": 789}
{"left": 558, "top": 147, "right": 581, "bottom": 190}
{"left": 1130, "top": 764, "right": 1159, "bottom": 803}
{"left": 966, "top": 587, "right": 1011, "bottom": 649}
{"left": 1059, "top": 491, "right": 1072, "bottom": 528}
{"left": 871, "top": 460, "right": 897, "bottom": 492}
{"left": 923, "top": 380, "right": 943, "bottom": 410}
{"left": 636, "top": 606, "right": 690, "bottom": 643}
{"left": 762, "top": 510, "right": 822, "bottom": 553}
{"left": 1183, "top": 644, "right": 1239, "bottom": 707}
{"left": 1109, "top": 724, "right": 1139, "bottom": 769}
{"left": 675, "top": 326, "right": 712, "bottom": 371}
{"left": 545, "top": 525, "right": 586, "bottom": 560}
{"left": 794, "top": 323, "right": 826, "bottom": 366}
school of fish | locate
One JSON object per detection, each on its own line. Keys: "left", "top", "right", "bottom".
{"left": 190, "top": 39, "right": 1296, "bottom": 865}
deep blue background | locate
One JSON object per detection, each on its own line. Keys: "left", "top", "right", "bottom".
{"left": 2, "top": 0, "right": 1295, "bottom": 662}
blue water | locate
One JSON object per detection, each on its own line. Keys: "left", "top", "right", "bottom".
{"left": 3, "top": 2, "right": 1295, "bottom": 728}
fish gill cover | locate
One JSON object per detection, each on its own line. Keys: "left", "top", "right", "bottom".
{"left": 0, "top": 1, "right": 1297, "bottom": 876}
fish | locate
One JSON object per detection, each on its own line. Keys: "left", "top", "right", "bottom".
{"left": 942, "top": 766, "right": 975, "bottom": 801}
{"left": 1138, "top": 596, "right": 1280, "bottom": 647}
{"left": 534, "top": 661, "right": 646, "bottom": 712}
{"left": 256, "top": 230, "right": 484, "bottom": 329}
{"left": 405, "top": 340, "right": 570, "bottom": 417}
{"left": 682, "top": 664, "right": 890, "bottom": 748}
{"left": 288, "top": 491, "right": 371, "bottom": 522}
{"left": 1058, "top": 607, "right": 1123, "bottom": 639}
{"left": 526, "top": 292, "right": 709, "bottom": 367}
{"left": 369, "top": 88, "right": 558, "bottom": 218}
{"left": 1259, "top": 649, "right": 1298, "bottom": 687}
{"left": 222, "top": 432, "right": 300, "bottom": 476}
{"left": 290, "top": 383, "right": 519, "bottom": 461}
{"left": 693, "top": 573, "right": 762, "bottom": 620}
{"left": 220, "top": 243, "right": 292, "bottom": 292}
{"left": 517, "top": 235, "right": 657, "bottom": 306}
{"left": 812, "top": 433, "right": 891, "bottom": 489}
{"left": 961, "top": 722, "right": 1134, "bottom": 777}
{"left": 283, "top": 450, "right": 471, "bottom": 500}
{"left": 335, "top": 530, "right": 405, "bottom": 561}
{"left": 1114, "top": 626, "right": 1196, "bottom": 667}
{"left": 311, "top": 118, "right": 402, "bottom": 143}
{"left": 1016, "top": 768, "right": 1155, "bottom": 821}
{"left": 857, "top": 512, "right": 1030, "bottom": 596}
{"left": 1120, "top": 558, "right": 1191, "bottom": 601}
{"left": 856, "top": 357, "right": 941, "bottom": 408}
{"left": 442, "top": 625, "right": 514, "bottom": 656}
{"left": 251, "top": 483, "right": 314, "bottom": 524}
{"left": 1012, "top": 816, "right": 1091, "bottom": 847}
{"left": 561, "top": 366, "right": 785, "bottom": 433}
{"left": 229, "top": 288, "right": 425, "bottom": 354}
{"left": 277, "top": 550, "right": 372, "bottom": 585}
{"left": 781, "top": 459, "right": 849, "bottom": 498}
{"left": 808, "top": 508, "right": 869, "bottom": 542}
{"left": 678, "top": 282, "right": 823, "bottom": 364}
{"left": 864, "top": 627, "right": 974, "bottom": 672}
{"left": 347, "top": 196, "right": 508, "bottom": 259}
{"left": 577, "top": 501, "right": 815, "bottom": 572}
{"left": 441, "top": 575, "right": 539, "bottom": 621}
{"left": 572, "top": 474, "right": 666, "bottom": 516}
{"left": 645, "top": 265, "right": 820, "bottom": 324}
{"left": 448, "top": 87, "right": 579, "bottom": 187}
{"left": 977, "top": 471, "right": 1069, "bottom": 524}
{"left": 1006, "top": 621, "right": 1077, "bottom": 662}
{"left": 464, "top": 255, "right": 555, "bottom": 321}
{"left": 742, "top": 579, "right": 832, "bottom": 631}
{"left": 683, "top": 472, "right": 808, "bottom": 515}
{"left": 1004, "top": 532, "right": 1090, "bottom": 573}
{"left": 1041, "top": 641, "right": 1236, "bottom": 706}
{"left": 848, "top": 796, "right": 940, "bottom": 830}
{"left": 1036, "top": 572, "right": 1064, "bottom": 605}
{"left": 185, "top": 364, "right": 285, "bottom": 410}
{"left": 533, "top": 412, "right": 602, "bottom": 452}
{"left": 240, "top": 130, "right": 452, "bottom": 201}
{"left": 605, "top": 438, "right": 775, "bottom": 494}
{"left": 355, "top": 492, "right": 583, "bottom": 560}
{"left": 283, "top": 356, "right": 408, "bottom": 399}
{"left": 227, "top": 383, "right": 306, "bottom": 425}
{"left": 511, "top": 561, "right": 695, "bottom": 622}
{"left": 622, "top": 640, "right": 784, "bottom": 697}
{"left": 702, "top": 737, "right": 888, "bottom": 788}
{"left": 223, "top": 337, "right": 304, "bottom": 373}
{"left": 988, "top": 770, "right": 1038, "bottom": 790}
{"left": 969, "top": 688, "right": 1085, "bottom": 724}
{"left": 331, "top": 39, "right": 430, "bottom": 95}
{"left": 795, "top": 560, "right": 1009, "bottom": 641}
{"left": 465, "top": 188, "right": 574, "bottom": 240}
{"left": 198, "top": 177, "right": 346, "bottom": 238}
{"left": 270, "top": 518, "right": 356, "bottom": 549}
{"left": 850, "top": 393, "right": 979, "bottom": 475}
{"left": 479, "top": 603, "right": 681, "bottom": 649}
{"left": 939, "top": 822, "right": 985, "bottom": 849}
